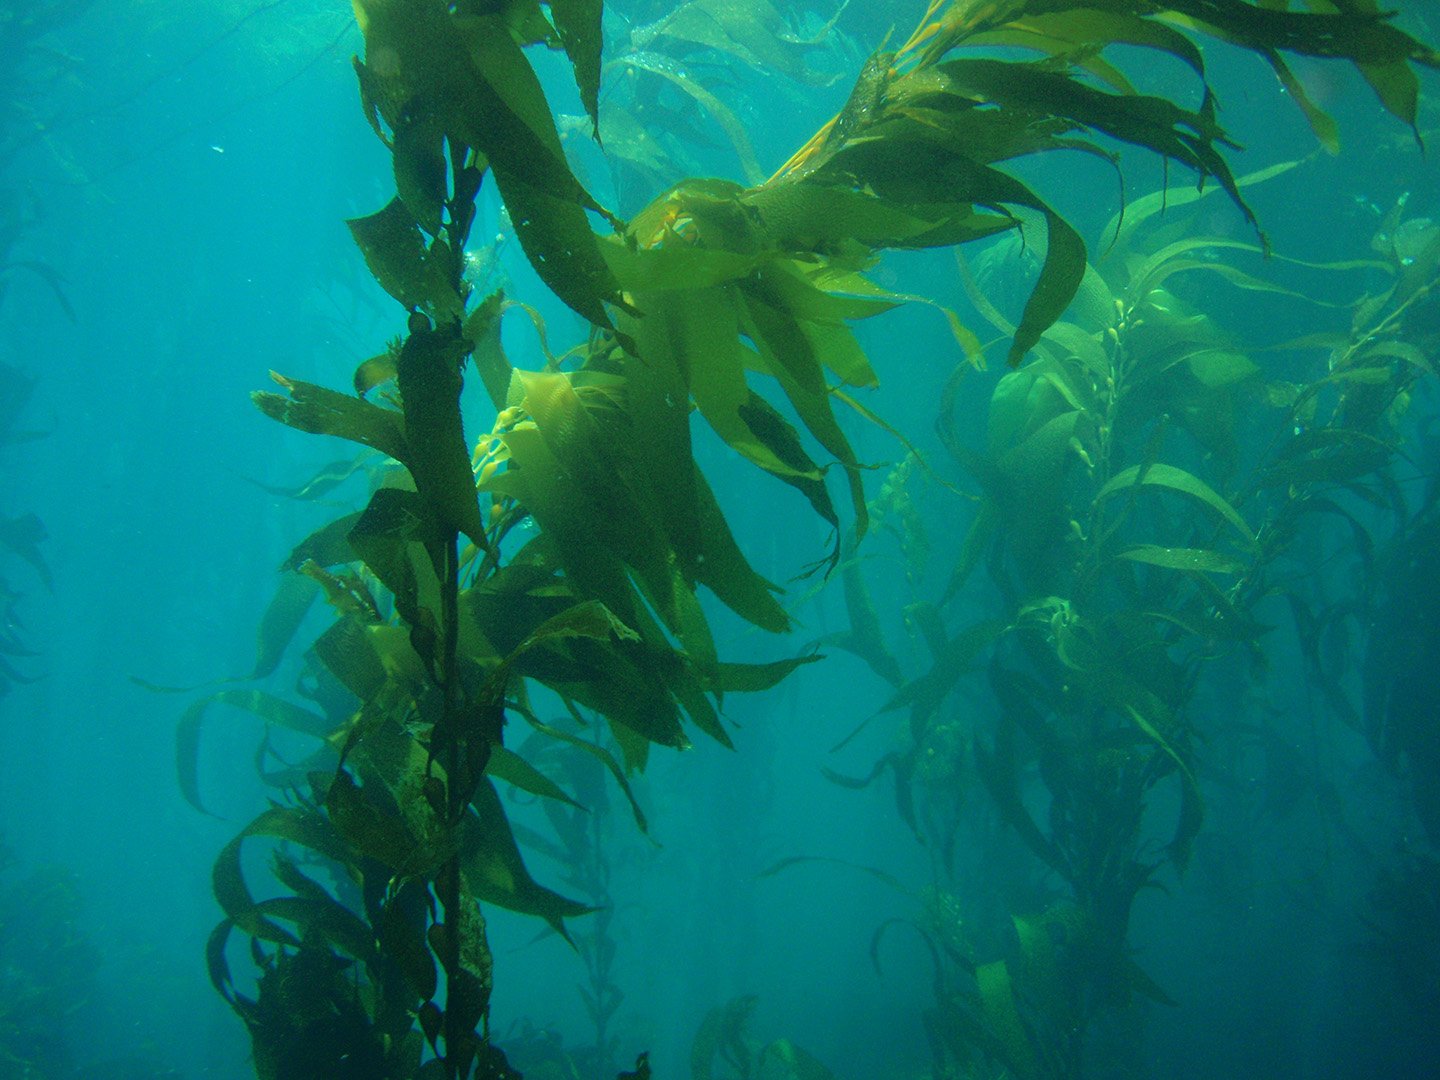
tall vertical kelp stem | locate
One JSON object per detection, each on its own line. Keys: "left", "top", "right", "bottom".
{"left": 396, "top": 318, "right": 492, "bottom": 1075}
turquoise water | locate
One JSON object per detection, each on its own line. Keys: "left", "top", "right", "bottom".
{"left": 0, "top": 2, "right": 1437, "bottom": 1078}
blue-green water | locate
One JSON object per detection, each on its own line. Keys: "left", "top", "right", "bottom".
{"left": 1, "top": 2, "right": 1437, "bottom": 1078}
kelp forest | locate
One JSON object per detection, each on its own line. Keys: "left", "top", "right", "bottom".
{"left": 1, "top": 1, "right": 1439, "bottom": 1078}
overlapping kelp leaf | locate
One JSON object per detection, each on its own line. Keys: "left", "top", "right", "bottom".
{"left": 350, "top": 0, "right": 622, "bottom": 326}
{"left": 648, "top": 0, "right": 1439, "bottom": 365}
{"left": 233, "top": 304, "right": 825, "bottom": 1025}
{"left": 567, "top": 0, "right": 1438, "bottom": 593}
{"left": 205, "top": 804, "right": 424, "bottom": 1080}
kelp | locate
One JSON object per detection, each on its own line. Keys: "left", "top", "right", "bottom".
{"left": 690, "top": 994, "right": 839, "bottom": 1080}
{"left": 830, "top": 147, "right": 1438, "bottom": 1076}
{"left": 189, "top": 1, "right": 1440, "bottom": 1076}
{"left": 746, "top": 0, "right": 1437, "bottom": 362}
{"left": 570, "top": 0, "right": 1439, "bottom": 578}
{"left": 205, "top": 2, "right": 825, "bottom": 1073}
{"left": 0, "top": 851, "right": 188, "bottom": 1079}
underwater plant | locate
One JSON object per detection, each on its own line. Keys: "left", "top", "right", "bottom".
{"left": 834, "top": 157, "right": 1438, "bottom": 1076}
{"left": 182, "top": 1, "right": 1440, "bottom": 1076}
{"left": 0, "top": 843, "right": 184, "bottom": 1080}
{"left": 690, "top": 995, "right": 838, "bottom": 1080}
{"left": 574, "top": 0, "right": 854, "bottom": 210}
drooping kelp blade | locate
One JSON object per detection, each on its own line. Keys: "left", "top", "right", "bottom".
{"left": 351, "top": 0, "right": 622, "bottom": 326}
{"left": 253, "top": 373, "right": 408, "bottom": 462}
{"left": 749, "top": 0, "right": 1439, "bottom": 362}
{"left": 347, "top": 198, "right": 462, "bottom": 318}
{"left": 548, "top": 0, "right": 604, "bottom": 134}
{"left": 492, "top": 364, "right": 790, "bottom": 638}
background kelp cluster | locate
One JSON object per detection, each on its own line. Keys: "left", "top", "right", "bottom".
{"left": 0, "top": 0, "right": 89, "bottom": 700}
{"left": 161, "top": 1, "right": 1440, "bottom": 1079}
{"left": 813, "top": 166, "right": 1440, "bottom": 1076}
{"left": 0, "top": 841, "right": 186, "bottom": 1079}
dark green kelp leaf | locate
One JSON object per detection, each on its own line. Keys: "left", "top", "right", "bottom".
{"left": 710, "top": 654, "right": 823, "bottom": 694}
{"left": 251, "top": 573, "right": 322, "bottom": 679}
{"left": 1115, "top": 545, "right": 1247, "bottom": 575}
{"left": 212, "top": 804, "right": 352, "bottom": 926}
{"left": 347, "top": 198, "right": 460, "bottom": 316}
{"left": 928, "top": 58, "right": 1253, "bottom": 233}
{"left": 328, "top": 767, "right": 447, "bottom": 877}
{"left": 549, "top": 0, "right": 604, "bottom": 133}
{"left": 487, "top": 745, "right": 584, "bottom": 809}
{"left": 1095, "top": 462, "right": 1256, "bottom": 548}
{"left": 282, "top": 512, "right": 366, "bottom": 572}
{"left": 391, "top": 111, "right": 449, "bottom": 237}
{"left": 348, "top": 487, "right": 442, "bottom": 665}
{"left": 463, "top": 289, "right": 511, "bottom": 410}
{"left": 254, "top": 373, "right": 409, "bottom": 463}
{"left": 485, "top": 598, "right": 641, "bottom": 696}
{"left": 456, "top": 12, "right": 622, "bottom": 325}
{"left": 1122, "top": 703, "right": 1204, "bottom": 867}
{"left": 462, "top": 777, "right": 593, "bottom": 934}
{"left": 396, "top": 320, "right": 487, "bottom": 548}
{"left": 492, "top": 165, "right": 620, "bottom": 328}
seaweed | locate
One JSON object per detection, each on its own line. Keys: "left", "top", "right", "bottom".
{"left": 185, "top": 2, "right": 1440, "bottom": 1076}
{"left": 690, "top": 995, "right": 838, "bottom": 1080}
{"left": 827, "top": 151, "right": 1438, "bottom": 1077}
{"left": 0, "top": 845, "right": 183, "bottom": 1079}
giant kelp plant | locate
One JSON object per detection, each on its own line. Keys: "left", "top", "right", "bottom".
{"left": 831, "top": 167, "right": 1440, "bottom": 1077}
{"left": 188, "top": 1, "right": 1439, "bottom": 1077}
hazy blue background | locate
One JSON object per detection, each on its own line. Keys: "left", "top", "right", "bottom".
{"left": 1, "top": 2, "right": 1436, "bottom": 1077}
